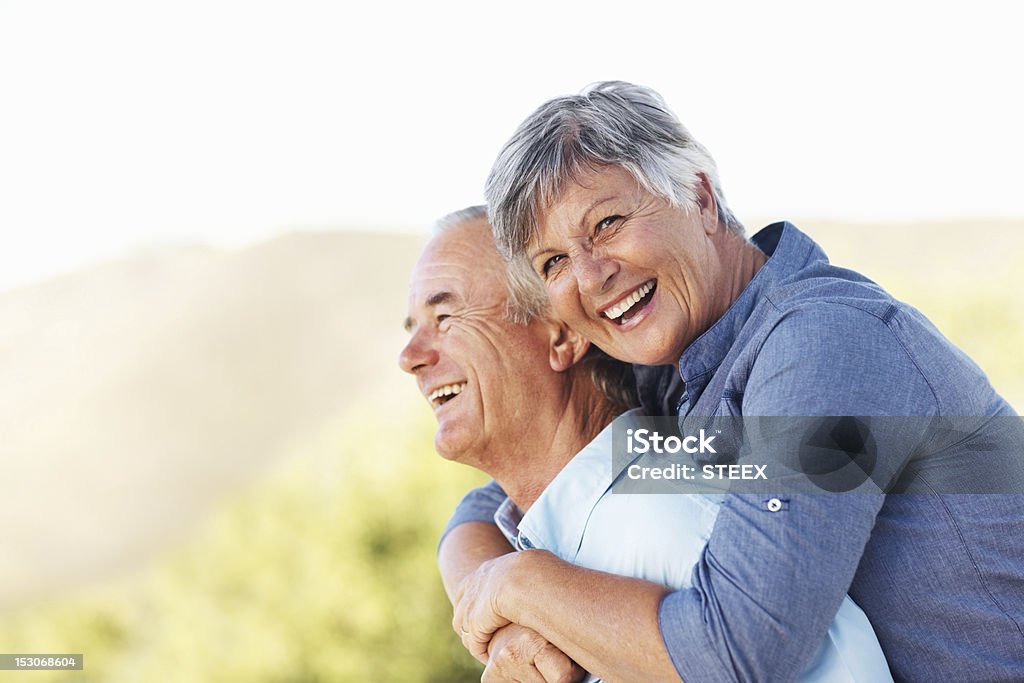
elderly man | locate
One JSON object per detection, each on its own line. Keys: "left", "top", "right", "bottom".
{"left": 399, "top": 206, "right": 624, "bottom": 681}
{"left": 403, "top": 208, "right": 894, "bottom": 682}
{"left": 445, "top": 82, "right": 1024, "bottom": 682}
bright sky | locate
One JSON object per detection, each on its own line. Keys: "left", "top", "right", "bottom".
{"left": 1, "top": 0, "right": 1021, "bottom": 291}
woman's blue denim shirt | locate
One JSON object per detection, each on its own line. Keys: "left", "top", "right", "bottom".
{"left": 446, "top": 222, "right": 1024, "bottom": 681}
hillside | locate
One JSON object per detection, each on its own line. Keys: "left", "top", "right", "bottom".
{"left": 0, "top": 230, "right": 426, "bottom": 607}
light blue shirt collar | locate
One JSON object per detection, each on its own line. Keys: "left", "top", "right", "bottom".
{"left": 494, "top": 410, "right": 641, "bottom": 560}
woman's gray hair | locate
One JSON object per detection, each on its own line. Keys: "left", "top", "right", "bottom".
{"left": 484, "top": 80, "right": 744, "bottom": 264}
{"left": 432, "top": 205, "right": 638, "bottom": 412}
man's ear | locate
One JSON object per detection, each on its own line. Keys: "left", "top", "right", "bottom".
{"left": 695, "top": 172, "right": 721, "bottom": 234}
{"left": 548, "top": 321, "right": 590, "bottom": 372}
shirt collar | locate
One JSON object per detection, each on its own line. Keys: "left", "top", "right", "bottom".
{"left": 494, "top": 410, "right": 642, "bottom": 559}
{"left": 677, "top": 221, "right": 826, "bottom": 404}
{"left": 494, "top": 496, "right": 525, "bottom": 549}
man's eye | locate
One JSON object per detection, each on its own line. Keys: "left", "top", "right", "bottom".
{"left": 542, "top": 254, "right": 566, "bottom": 276}
{"left": 437, "top": 314, "right": 452, "bottom": 327}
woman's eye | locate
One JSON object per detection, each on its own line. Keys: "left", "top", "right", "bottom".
{"left": 596, "top": 215, "right": 622, "bottom": 233}
{"left": 542, "top": 254, "right": 566, "bottom": 276}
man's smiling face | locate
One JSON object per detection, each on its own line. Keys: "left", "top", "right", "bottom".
{"left": 399, "top": 217, "right": 556, "bottom": 469}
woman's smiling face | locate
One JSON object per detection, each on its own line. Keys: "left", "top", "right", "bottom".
{"left": 527, "top": 165, "right": 729, "bottom": 367}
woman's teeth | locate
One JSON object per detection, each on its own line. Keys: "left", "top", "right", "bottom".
{"left": 604, "top": 281, "right": 655, "bottom": 321}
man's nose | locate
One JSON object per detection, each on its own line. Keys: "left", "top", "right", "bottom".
{"left": 573, "top": 251, "right": 619, "bottom": 297}
{"left": 398, "top": 327, "right": 439, "bottom": 375}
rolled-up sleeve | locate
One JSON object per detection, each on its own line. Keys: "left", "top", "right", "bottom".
{"left": 660, "top": 303, "right": 937, "bottom": 681}
{"left": 660, "top": 493, "right": 884, "bottom": 681}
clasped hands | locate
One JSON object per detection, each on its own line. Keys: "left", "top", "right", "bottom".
{"left": 452, "top": 550, "right": 584, "bottom": 683}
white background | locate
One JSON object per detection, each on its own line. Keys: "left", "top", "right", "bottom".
{"left": 2, "top": 0, "right": 1021, "bottom": 291}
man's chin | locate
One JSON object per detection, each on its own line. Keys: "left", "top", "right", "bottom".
{"left": 435, "top": 431, "right": 490, "bottom": 473}
{"left": 433, "top": 432, "right": 470, "bottom": 464}
{"left": 434, "top": 446, "right": 460, "bottom": 463}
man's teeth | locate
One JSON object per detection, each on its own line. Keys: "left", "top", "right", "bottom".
{"left": 604, "top": 281, "right": 654, "bottom": 320}
{"left": 428, "top": 383, "right": 466, "bottom": 403}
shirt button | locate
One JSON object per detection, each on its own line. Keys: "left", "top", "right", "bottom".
{"left": 766, "top": 498, "right": 783, "bottom": 512}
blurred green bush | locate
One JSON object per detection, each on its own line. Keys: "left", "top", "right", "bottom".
{"left": 0, "top": 409, "right": 488, "bottom": 682}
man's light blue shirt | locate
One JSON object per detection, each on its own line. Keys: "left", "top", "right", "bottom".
{"left": 495, "top": 412, "right": 893, "bottom": 683}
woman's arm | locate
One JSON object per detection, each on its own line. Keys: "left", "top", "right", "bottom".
{"left": 440, "top": 490, "right": 584, "bottom": 682}
{"left": 454, "top": 549, "right": 681, "bottom": 682}
{"left": 438, "top": 521, "right": 513, "bottom": 602}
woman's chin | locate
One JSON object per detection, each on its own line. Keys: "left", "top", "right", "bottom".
{"left": 602, "top": 318, "right": 682, "bottom": 366}
{"left": 605, "top": 338, "right": 679, "bottom": 367}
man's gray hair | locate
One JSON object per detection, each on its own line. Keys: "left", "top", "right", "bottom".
{"left": 431, "top": 205, "right": 638, "bottom": 412}
{"left": 433, "top": 205, "right": 548, "bottom": 325}
{"left": 484, "top": 80, "right": 744, "bottom": 264}
{"left": 433, "top": 204, "right": 489, "bottom": 234}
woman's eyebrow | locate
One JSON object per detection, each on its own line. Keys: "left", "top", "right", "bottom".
{"left": 527, "top": 245, "right": 556, "bottom": 263}
{"left": 529, "top": 195, "right": 621, "bottom": 261}
{"left": 578, "top": 195, "right": 618, "bottom": 229}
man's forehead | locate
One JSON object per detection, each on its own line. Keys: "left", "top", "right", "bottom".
{"left": 403, "top": 226, "right": 506, "bottom": 325}
{"left": 406, "top": 276, "right": 463, "bottom": 313}
{"left": 408, "top": 250, "right": 490, "bottom": 302}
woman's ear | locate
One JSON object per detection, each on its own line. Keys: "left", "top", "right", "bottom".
{"left": 549, "top": 321, "right": 590, "bottom": 372}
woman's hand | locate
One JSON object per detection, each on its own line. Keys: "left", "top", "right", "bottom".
{"left": 452, "top": 551, "right": 526, "bottom": 662}
{"left": 453, "top": 548, "right": 676, "bottom": 681}
{"left": 482, "top": 623, "right": 585, "bottom": 683}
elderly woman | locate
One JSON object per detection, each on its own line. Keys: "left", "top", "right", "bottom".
{"left": 444, "top": 82, "right": 1024, "bottom": 682}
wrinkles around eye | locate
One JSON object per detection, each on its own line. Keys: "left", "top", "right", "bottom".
{"left": 541, "top": 254, "right": 567, "bottom": 278}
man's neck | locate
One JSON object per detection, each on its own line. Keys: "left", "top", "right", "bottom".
{"left": 490, "top": 384, "right": 616, "bottom": 513}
